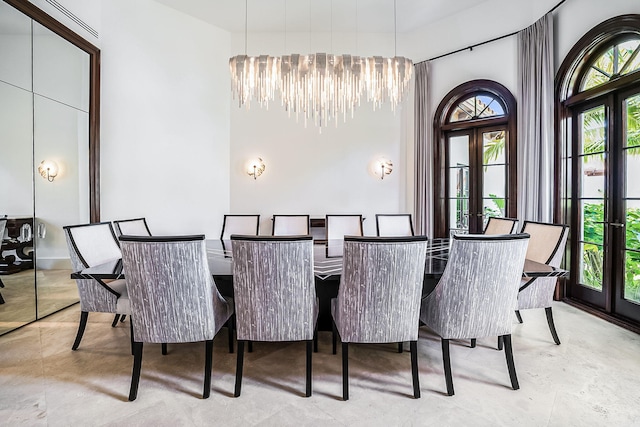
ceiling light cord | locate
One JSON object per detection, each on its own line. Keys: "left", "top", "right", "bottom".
{"left": 244, "top": 0, "right": 248, "bottom": 54}
{"left": 394, "top": 0, "right": 397, "bottom": 57}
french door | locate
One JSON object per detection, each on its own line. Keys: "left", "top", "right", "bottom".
{"left": 571, "top": 89, "right": 640, "bottom": 322}
{"left": 445, "top": 126, "right": 510, "bottom": 235}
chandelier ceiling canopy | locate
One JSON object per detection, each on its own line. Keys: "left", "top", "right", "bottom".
{"left": 229, "top": 0, "right": 413, "bottom": 129}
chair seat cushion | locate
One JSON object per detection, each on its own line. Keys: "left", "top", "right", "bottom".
{"left": 107, "top": 279, "right": 130, "bottom": 314}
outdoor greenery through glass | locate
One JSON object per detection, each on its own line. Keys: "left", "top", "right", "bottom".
{"left": 581, "top": 39, "right": 640, "bottom": 92}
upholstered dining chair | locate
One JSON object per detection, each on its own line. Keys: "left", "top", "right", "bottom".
{"left": 515, "top": 221, "right": 569, "bottom": 345}
{"left": 231, "top": 234, "right": 317, "bottom": 397}
{"left": 272, "top": 214, "right": 310, "bottom": 236}
{"left": 119, "top": 235, "right": 233, "bottom": 400}
{"left": 332, "top": 235, "right": 428, "bottom": 400}
{"left": 63, "top": 222, "right": 129, "bottom": 350}
{"left": 375, "top": 214, "right": 415, "bottom": 237}
{"left": 326, "top": 215, "right": 363, "bottom": 241}
{"left": 483, "top": 217, "right": 519, "bottom": 235}
{"left": 113, "top": 218, "right": 151, "bottom": 237}
{"left": 0, "top": 218, "right": 6, "bottom": 304}
{"left": 220, "top": 214, "right": 260, "bottom": 240}
{"left": 420, "top": 233, "right": 530, "bottom": 396}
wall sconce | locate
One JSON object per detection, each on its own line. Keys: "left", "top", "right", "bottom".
{"left": 373, "top": 158, "right": 393, "bottom": 180}
{"left": 38, "top": 160, "right": 59, "bottom": 182}
{"left": 247, "top": 158, "right": 265, "bottom": 180}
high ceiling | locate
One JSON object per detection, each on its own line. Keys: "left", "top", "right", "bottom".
{"left": 154, "top": 0, "right": 492, "bottom": 34}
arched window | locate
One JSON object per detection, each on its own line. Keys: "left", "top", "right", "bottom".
{"left": 556, "top": 15, "right": 640, "bottom": 325}
{"left": 433, "top": 80, "right": 517, "bottom": 237}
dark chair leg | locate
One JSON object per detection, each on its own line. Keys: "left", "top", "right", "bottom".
{"left": 161, "top": 343, "right": 168, "bottom": 355}
{"left": 0, "top": 292, "right": 4, "bottom": 305}
{"left": 72, "top": 311, "right": 89, "bottom": 350}
{"left": 227, "top": 316, "right": 234, "bottom": 354}
{"left": 442, "top": 338, "right": 454, "bottom": 396}
{"left": 497, "top": 336, "right": 504, "bottom": 351}
{"left": 120, "top": 315, "right": 126, "bottom": 323}
{"left": 234, "top": 340, "right": 245, "bottom": 397}
{"left": 313, "top": 327, "right": 318, "bottom": 353}
{"left": 130, "top": 318, "right": 134, "bottom": 356}
{"left": 502, "top": 334, "right": 519, "bottom": 390}
{"left": 515, "top": 310, "right": 523, "bottom": 324}
{"left": 203, "top": 339, "right": 213, "bottom": 399}
{"left": 331, "top": 320, "right": 338, "bottom": 355}
{"left": 248, "top": 341, "right": 253, "bottom": 353}
{"left": 129, "top": 341, "right": 144, "bottom": 401}
{"left": 306, "top": 340, "right": 313, "bottom": 397}
{"left": 111, "top": 314, "right": 120, "bottom": 327}
{"left": 470, "top": 339, "right": 476, "bottom": 348}
{"left": 545, "top": 307, "right": 561, "bottom": 345}
{"left": 410, "top": 341, "right": 420, "bottom": 398}
{"left": 398, "top": 342, "right": 404, "bottom": 353}
{"left": 342, "top": 342, "right": 349, "bottom": 401}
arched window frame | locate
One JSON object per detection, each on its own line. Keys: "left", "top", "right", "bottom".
{"left": 433, "top": 79, "right": 517, "bottom": 237}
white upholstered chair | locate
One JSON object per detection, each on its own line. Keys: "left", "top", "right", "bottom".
{"left": 483, "top": 217, "right": 519, "bottom": 235}
{"left": 420, "top": 233, "right": 530, "bottom": 396}
{"left": 516, "top": 221, "right": 569, "bottom": 345}
{"left": 332, "top": 235, "right": 428, "bottom": 400}
{"left": 120, "top": 234, "right": 233, "bottom": 400}
{"left": 113, "top": 218, "right": 151, "bottom": 237}
{"left": 220, "top": 215, "right": 260, "bottom": 240}
{"left": 326, "top": 215, "right": 363, "bottom": 241}
{"left": 231, "top": 235, "right": 317, "bottom": 397}
{"left": 375, "top": 214, "right": 415, "bottom": 237}
{"left": 63, "top": 222, "right": 129, "bottom": 350}
{"left": 272, "top": 214, "right": 310, "bottom": 236}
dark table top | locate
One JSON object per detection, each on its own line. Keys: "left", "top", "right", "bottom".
{"left": 71, "top": 238, "right": 567, "bottom": 282}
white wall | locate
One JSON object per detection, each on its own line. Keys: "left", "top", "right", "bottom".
{"left": 99, "top": 0, "right": 231, "bottom": 237}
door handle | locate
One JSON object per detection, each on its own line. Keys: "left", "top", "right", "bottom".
{"left": 609, "top": 222, "right": 625, "bottom": 228}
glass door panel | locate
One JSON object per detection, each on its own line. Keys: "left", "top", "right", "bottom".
{"left": 448, "top": 134, "right": 470, "bottom": 235}
{"left": 482, "top": 130, "right": 507, "bottom": 225}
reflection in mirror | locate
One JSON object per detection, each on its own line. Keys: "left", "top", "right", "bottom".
{"left": 34, "top": 95, "right": 88, "bottom": 318}
{"left": 0, "top": 80, "right": 36, "bottom": 335}
{"left": 0, "top": 0, "right": 32, "bottom": 91}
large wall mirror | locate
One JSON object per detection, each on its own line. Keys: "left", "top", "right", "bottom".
{"left": 0, "top": 0, "right": 99, "bottom": 335}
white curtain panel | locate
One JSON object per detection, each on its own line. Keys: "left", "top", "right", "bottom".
{"left": 414, "top": 61, "right": 433, "bottom": 237}
{"left": 517, "top": 13, "right": 554, "bottom": 222}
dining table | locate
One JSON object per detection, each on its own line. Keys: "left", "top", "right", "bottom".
{"left": 71, "top": 238, "right": 568, "bottom": 331}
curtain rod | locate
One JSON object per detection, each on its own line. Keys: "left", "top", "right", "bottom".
{"left": 415, "top": 0, "right": 566, "bottom": 64}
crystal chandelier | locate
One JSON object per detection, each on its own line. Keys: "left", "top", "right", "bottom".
{"left": 229, "top": 1, "right": 413, "bottom": 129}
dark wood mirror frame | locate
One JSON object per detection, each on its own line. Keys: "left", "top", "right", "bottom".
{"left": 4, "top": 0, "right": 100, "bottom": 222}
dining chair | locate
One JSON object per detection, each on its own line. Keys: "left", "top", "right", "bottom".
{"left": 332, "top": 235, "right": 428, "bottom": 400}
{"left": 119, "top": 234, "right": 234, "bottom": 400}
{"left": 375, "top": 214, "right": 415, "bottom": 237}
{"left": 113, "top": 218, "right": 152, "bottom": 237}
{"left": 420, "top": 233, "right": 530, "bottom": 396}
{"left": 515, "top": 221, "right": 569, "bottom": 345}
{"left": 231, "top": 234, "right": 317, "bottom": 397}
{"left": 272, "top": 214, "right": 310, "bottom": 236}
{"left": 483, "top": 217, "right": 519, "bottom": 235}
{"left": 63, "top": 222, "right": 129, "bottom": 350}
{"left": 0, "top": 218, "right": 6, "bottom": 304}
{"left": 326, "top": 215, "right": 363, "bottom": 241}
{"left": 220, "top": 214, "right": 260, "bottom": 240}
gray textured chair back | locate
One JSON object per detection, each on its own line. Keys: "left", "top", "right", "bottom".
{"left": 421, "top": 233, "right": 530, "bottom": 339}
{"left": 335, "top": 236, "right": 428, "bottom": 343}
{"left": 119, "top": 234, "right": 233, "bottom": 400}
{"left": 221, "top": 214, "right": 260, "bottom": 240}
{"left": 231, "top": 235, "right": 316, "bottom": 342}
{"left": 483, "top": 217, "right": 519, "bottom": 235}
{"left": 375, "top": 214, "right": 415, "bottom": 237}
{"left": 120, "top": 235, "right": 230, "bottom": 343}
{"left": 0, "top": 218, "right": 6, "bottom": 241}
{"left": 272, "top": 214, "right": 310, "bottom": 236}
{"left": 326, "top": 215, "right": 363, "bottom": 241}
{"left": 113, "top": 218, "right": 151, "bottom": 237}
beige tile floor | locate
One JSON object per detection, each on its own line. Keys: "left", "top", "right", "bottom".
{"left": 1, "top": 302, "right": 639, "bottom": 426}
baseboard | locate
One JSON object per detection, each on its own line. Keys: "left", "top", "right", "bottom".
{"left": 562, "top": 298, "right": 640, "bottom": 334}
